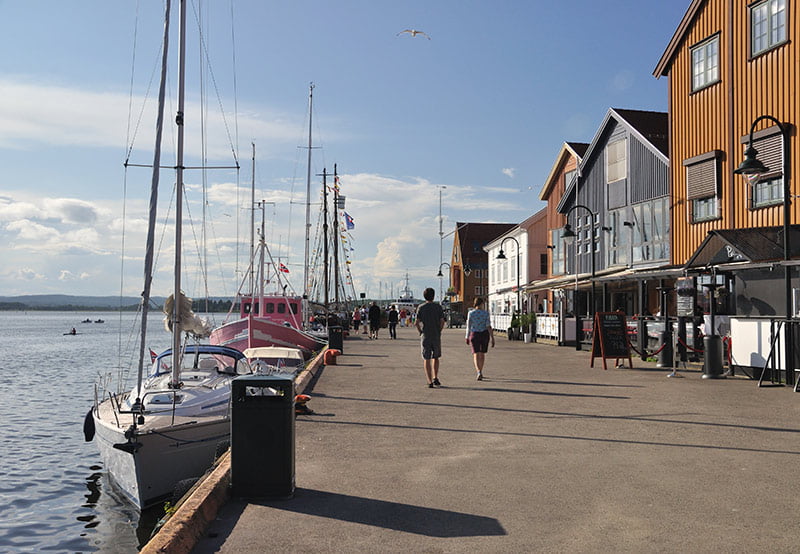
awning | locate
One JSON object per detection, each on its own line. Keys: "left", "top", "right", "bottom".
{"left": 684, "top": 225, "right": 800, "bottom": 269}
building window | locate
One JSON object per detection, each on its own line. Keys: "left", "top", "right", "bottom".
{"left": 540, "top": 253, "right": 547, "bottom": 275}
{"left": 628, "top": 199, "right": 670, "bottom": 263}
{"left": 565, "top": 169, "right": 576, "bottom": 188}
{"left": 474, "top": 286, "right": 482, "bottom": 296}
{"left": 684, "top": 152, "right": 721, "bottom": 223}
{"left": 606, "top": 209, "right": 630, "bottom": 267}
{"left": 746, "top": 130, "right": 785, "bottom": 208}
{"left": 692, "top": 196, "right": 719, "bottom": 222}
{"left": 751, "top": 0, "right": 787, "bottom": 56}
{"left": 691, "top": 35, "right": 719, "bottom": 91}
{"left": 607, "top": 138, "right": 627, "bottom": 183}
{"left": 551, "top": 230, "right": 565, "bottom": 275}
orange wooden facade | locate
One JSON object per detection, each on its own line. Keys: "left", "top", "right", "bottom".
{"left": 656, "top": 0, "right": 799, "bottom": 264}
{"left": 537, "top": 142, "right": 586, "bottom": 311}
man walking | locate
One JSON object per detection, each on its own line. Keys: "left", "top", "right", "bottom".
{"left": 388, "top": 305, "right": 399, "bottom": 339}
{"left": 368, "top": 301, "right": 382, "bottom": 339}
{"left": 415, "top": 287, "right": 446, "bottom": 387}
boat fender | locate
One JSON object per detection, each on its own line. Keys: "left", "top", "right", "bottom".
{"left": 83, "top": 408, "right": 95, "bottom": 442}
{"left": 323, "top": 349, "right": 341, "bottom": 365}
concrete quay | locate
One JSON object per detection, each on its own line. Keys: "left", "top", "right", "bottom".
{"left": 177, "top": 327, "right": 796, "bottom": 552}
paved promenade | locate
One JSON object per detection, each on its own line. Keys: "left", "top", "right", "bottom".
{"left": 192, "top": 327, "right": 800, "bottom": 553}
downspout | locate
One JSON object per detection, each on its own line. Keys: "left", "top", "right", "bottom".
{"left": 727, "top": 0, "right": 735, "bottom": 227}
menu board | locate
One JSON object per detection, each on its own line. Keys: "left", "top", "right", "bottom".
{"left": 591, "top": 311, "right": 632, "bottom": 369}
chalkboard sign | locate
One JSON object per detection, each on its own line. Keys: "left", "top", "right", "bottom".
{"left": 591, "top": 311, "right": 632, "bottom": 369}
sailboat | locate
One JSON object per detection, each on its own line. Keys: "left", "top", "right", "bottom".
{"left": 209, "top": 143, "right": 327, "bottom": 358}
{"left": 87, "top": 0, "right": 249, "bottom": 509}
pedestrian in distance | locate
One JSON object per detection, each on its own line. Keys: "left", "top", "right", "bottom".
{"left": 388, "top": 305, "right": 399, "bottom": 339}
{"left": 415, "top": 287, "right": 446, "bottom": 387}
{"left": 465, "top": 297, "right": 494, "bottom": 380}
{"left": 360, "top": 306, "right": 369, "bottom": 334}
{"left": 352, "top": 306, "right": 362, "bottom": 333}
{"left": 368, "top": 301, "right": 382, "bottom": 339}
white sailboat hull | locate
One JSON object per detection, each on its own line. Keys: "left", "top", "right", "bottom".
{"left": 94, "top": 401, "right": 229, "bottom": 509}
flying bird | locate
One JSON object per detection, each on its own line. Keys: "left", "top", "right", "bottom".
{"left": 397, "top": 29, "right": 431, "bottom": 40}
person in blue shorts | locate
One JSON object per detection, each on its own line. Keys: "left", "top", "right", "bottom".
{"left": 415, "top": 287, "right": 446, "bottom": 388}
{"left": 465, "top": 297, "right": 494, "bottom": 380}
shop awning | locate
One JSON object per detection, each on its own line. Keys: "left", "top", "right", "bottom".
{"left": 684, "top": 225, "right": 800, "bottom": 269}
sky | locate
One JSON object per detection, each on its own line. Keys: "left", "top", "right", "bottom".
{"left": 0, "top": 0, "right": 688, "bottom": 302}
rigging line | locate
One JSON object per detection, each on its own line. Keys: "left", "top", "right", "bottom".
{"left": 189, "top": 0, "right": 239, "bottom": 167}
{"left": 124, "top": 0, "right": 140, "bottom": 161}
{"left": 118, "top": 165, "right": 130, "bottom": 383}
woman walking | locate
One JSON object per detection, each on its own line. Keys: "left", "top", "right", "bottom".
{"left": 465, "top": 297, "right": 494, "bottom": 380}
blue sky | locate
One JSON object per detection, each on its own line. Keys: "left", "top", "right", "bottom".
{"left": 0, "top": 0, "right": 687, "bottom": 301}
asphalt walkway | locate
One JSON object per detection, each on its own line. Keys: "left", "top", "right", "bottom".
{"left": 192, "top": 326, "right": 800, "bottom": 553}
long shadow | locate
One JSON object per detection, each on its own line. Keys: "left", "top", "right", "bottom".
{"left": 306, "top": 418, "right": 800, "bottom": 456}
{"left": 243, "top": 488, "right": 507, "bottom": 538}
{"left": 442, "top": 385, "right": 629, "bottom": 399}
{"left": 309, "top": 393, "right": 800, "bottom": 435}
{"left": 339, "top": 353, "right": 390, "bottom": 359}
{"left": 489, "top": 377, "right": 643, "bottom": 388}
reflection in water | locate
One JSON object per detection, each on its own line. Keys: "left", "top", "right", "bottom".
{"left": 79, "top": 467, "right": 166, "bottom": 550}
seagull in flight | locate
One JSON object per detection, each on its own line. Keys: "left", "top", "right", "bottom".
{"left": 397, "top": 29, "right": 431, "bottom": 40}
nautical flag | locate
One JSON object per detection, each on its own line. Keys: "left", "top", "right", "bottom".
{"left": 345, "top": 212, "right": 355, "bottom": 230}
{"left": 149, "top": 349, "right": 158, "bottom": 363}
{"left": 279, "top": 263, "right": 290, "bottom": 273}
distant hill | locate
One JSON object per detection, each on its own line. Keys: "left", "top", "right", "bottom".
{"left": 0, "top": 295, "right": 234, "bottom": 311}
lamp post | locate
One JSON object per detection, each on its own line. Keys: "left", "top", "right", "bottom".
{"left": 437, "top": 185, "right": 447, "bottom": 301}
{"left": 496, "top": 236, "right": 521, "bottom": 318}
{"left": 562, "top": 204, "right": 597, "bottom": 351}
{"left": 734, "top": 115, "right": 792, "bottom": 386}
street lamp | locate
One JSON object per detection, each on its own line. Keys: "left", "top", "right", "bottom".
{"left": 496, "top": 236, "right": 521, "bottom": 316}
{"left": 562, "top": 204, "right": 597, "bottom": 351}
{"left": 735, "top": 114, "right": 792, "bottom": 386}
{"left": 437, "top": 261, "right": 451, "bottom": 278}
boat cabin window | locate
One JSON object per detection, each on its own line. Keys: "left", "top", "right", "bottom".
{"left": 291, "top": 303, "right": 298, "bottom": 314}
{"left": 277, "top": 304, "right": 286, "bottom": 314}
{"left": 265, "top": 303, "right": 274, "bottom": 313}
{"left": 243, "top": 302, "right": 252, "bottom": 314}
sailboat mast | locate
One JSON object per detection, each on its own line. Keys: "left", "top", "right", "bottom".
{"left": 322, "top": 168, "right": 329, "bottom": 310}
{"left": 333, "top": 164, "right": 340, "bottom": 308}
{"left": 170, "top": 0, "right": 188, "bottom": 389}
{"left": 136, "top": 0, "right": 172, "bottom": 398}
{"left": 303, "top": 84, "right": 314, "bottom": 307}
{"left": 249, "top": 142, "right": 256, "bottom": 297}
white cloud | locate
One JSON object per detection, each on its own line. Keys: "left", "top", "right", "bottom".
{"left": 16, "top": 267, "right": 45, "bottom": 281}
{"left": 502, "top": 168, "right": 516, "bottom": 178}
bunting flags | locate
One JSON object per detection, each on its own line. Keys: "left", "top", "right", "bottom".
{"left": 345, "top": 212, "right": 355, "bottom": 230}
{"left": 279, "top": 263, "right": 290, "bottom": 273}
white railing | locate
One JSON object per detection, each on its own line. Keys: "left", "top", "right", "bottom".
{"left": 536, "top": 314, "right": 559, "bottom": 341}
{"left": 491, "top": 313, "right": 513, "bottom": 332}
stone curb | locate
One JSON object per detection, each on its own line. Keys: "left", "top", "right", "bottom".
{"left": 140, "top": 347, "right": 329, "bottom": 554}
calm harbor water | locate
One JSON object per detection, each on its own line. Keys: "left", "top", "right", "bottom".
{"left": 0, "top": 311, "right": 221, "bottom": 552}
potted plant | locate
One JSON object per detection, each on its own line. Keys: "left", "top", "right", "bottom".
{"left": 508, "top": 314, "right": 522, "bottom": 340}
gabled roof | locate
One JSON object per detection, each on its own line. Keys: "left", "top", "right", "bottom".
{"left": 557, "top": 108, "right": 669, "bottom": 213}
{"left": 653, "top": 0, "right": 705, "bottom": 78}
{"left": 685, "top": 226, "right": 800, "bottom": 268}
{"left": 454, "top": 222, "right": 517, "bottom": 253}
{"left": 519, "top": 207, "right": 546, "bottom": 229}
{"left": 538, "top": 142, "right": 589, "bottom": 201}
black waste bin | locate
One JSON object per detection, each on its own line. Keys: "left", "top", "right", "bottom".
{"left": 231, "top": 375, "right": 295, "bottom": 498}
{"left": 328, "top": 325, "right": 344, "bottom": 352}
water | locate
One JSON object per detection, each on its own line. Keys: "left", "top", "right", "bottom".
{"left": 0, "top": 311, "right": 211, "bottom": 552}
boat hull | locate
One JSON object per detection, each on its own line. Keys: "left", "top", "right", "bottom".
{"left": 210, "top": 317, "right": 325, "bottom": 358}
{"left": 93, "top": 404, "right": 229, "bottom": 509}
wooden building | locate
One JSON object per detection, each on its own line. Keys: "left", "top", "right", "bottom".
{"left": 554, "top": 108, "right": 672, "bottom": 317}
{"left": 532, "top": 142, "right": 588, "bottom": 314}
{"left": 654, "top": 0, "right": 798, "bottom": 263}
{"left": 448, "top": 222, "right": 515, "bottom": 316}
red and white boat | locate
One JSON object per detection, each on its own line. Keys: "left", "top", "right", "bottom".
{"left": 210, "top": 294, "right": 325, "bottom": 358}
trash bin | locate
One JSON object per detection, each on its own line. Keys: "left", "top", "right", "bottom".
{"left": 328, "top": 325, "right": 344, "bottom": 353}
{"left": 230, "top": 374, "right": 295, "bottom": 498}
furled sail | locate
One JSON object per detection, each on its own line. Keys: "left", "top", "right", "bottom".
{"left": 163, "top": 292, "right": 212, "bottom": 338}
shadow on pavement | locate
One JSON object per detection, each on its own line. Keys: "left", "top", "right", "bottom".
{"left": 253, "top": 488, "right": 507, "bottom": 538}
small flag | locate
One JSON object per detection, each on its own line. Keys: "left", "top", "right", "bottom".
{"left": 345, "top": 212, "right": 355, "bottom": 230}
{"left": 149, "top": 349, "right": 158, "bottom": 363}
{"left": 279, "top": 263, "right": 290, "bottom": 273}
